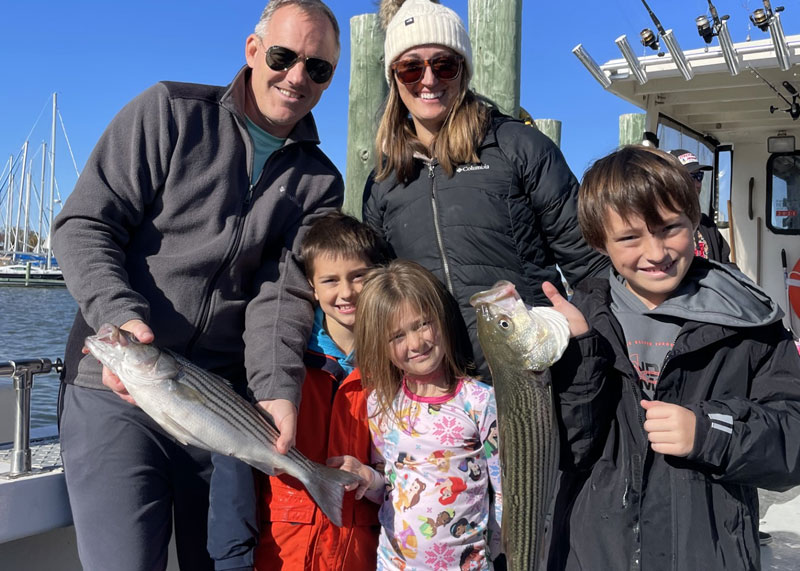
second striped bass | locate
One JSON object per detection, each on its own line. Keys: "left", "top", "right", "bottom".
{"left": 470, "top": 281, "right": 569, "bottom": 571}
{"left": 84, "top": 323, "right": 359, "bottom": 527}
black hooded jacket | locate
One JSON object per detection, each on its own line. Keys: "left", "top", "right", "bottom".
{"left": 549, "top": 259, "right": 800, "bottom": 570}
{"left": 363, "top": 114, "right": 609, "bottom": 376}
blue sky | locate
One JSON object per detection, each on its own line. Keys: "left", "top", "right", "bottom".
{"left": 1, "top": 0, "right": 798, "bottom": 212}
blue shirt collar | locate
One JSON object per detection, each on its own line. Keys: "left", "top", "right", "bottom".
{"left": 307, "top": 306, "right": 356, "bottom": 376}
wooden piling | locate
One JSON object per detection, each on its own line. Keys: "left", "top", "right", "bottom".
{"left": 619, "top": 113, "right": 647, "bottom": 147}
{"left": 344, "top": 14, "right": 387, "bottom": 219}
{"left": 533, "top": 119, "right": 562, "bottom": 148}
{"left": 468, "top": 0, "right": 522, "bottom": 118}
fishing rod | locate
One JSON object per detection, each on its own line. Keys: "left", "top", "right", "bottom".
{"left": 696, "top": 0, "right": 726, "bottom": 44}
{"left": 747, "top": 66, "right": 800, "bottom": 119}
{"left": 695, "top": 0, "right": 740, "bottom": 75}
{"left": 638, "top": 0, "right": 694, "bottom": 79}
{"left": 639, "top": 0, "right": 665, "bottom": 53}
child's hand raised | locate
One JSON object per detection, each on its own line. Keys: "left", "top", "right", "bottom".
{"left": 327, "top": 455, "right": 383, "bottom": 500}
{"left": 542, "top": 281, "right": 589, "bottom": 337}
{"left": 640, "top": 400, "right": 696, "bottom": 457}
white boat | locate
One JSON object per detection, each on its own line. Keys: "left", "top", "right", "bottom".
{"left": 573, "top": 6, "right": 800, "bottom": 340}
{"left": 0, "top": 360, "right": 80, "bottom": 569}
{"left": 0, "top": 264, "right": 64, "bottom": 287}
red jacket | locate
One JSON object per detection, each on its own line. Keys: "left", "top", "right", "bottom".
{"left": 254, "top": 352, "right": 379, "bottom": 570}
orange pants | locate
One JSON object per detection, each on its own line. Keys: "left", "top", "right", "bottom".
{"left": 254, "top": 514, "right": 379, "bottom": 571}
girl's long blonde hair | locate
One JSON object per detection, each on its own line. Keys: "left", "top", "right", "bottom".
{"left": 373, "top": 68, "right": 491, "bottom": 183}
{"left": 355, "top": 260, "right": 469, "bottom": 420}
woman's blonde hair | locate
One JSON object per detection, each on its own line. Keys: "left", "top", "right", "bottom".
{"left": 373, "top": 69, "right": 491, "bottom": 183}
{"left": 355, "top": 260, "right": 469, "bottom": 420}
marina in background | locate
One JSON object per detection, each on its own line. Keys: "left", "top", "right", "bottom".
{"left": 1, "top": 93, "right": 75, "bottom": 284}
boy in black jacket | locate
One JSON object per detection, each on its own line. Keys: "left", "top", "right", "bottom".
{"left": 543, "top": 146, "right": 800, "bottom": 570}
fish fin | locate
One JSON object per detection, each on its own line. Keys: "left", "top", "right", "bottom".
{"left": 173, "top": 378, "right": 208, "bottom": 404}
{"left": 159, "top": 413, "right": 196, "bottom": 447}
{"left": 301, "top": 464, "right": 361, "bottom": 527}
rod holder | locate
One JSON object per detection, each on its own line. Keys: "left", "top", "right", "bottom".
{"left": 0, "top": 358, "right": 62, "bottom": 476}
{"left": 573, "top": 44, "right": 612, "bottom": 88}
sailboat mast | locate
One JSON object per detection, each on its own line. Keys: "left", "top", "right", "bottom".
{"left": 23, "top": 162, "right": 32, "bottom": 254}
{"left": 13, "top": 142, "right": 29, "bottom": 259}
{"left": 37, "top": 142, "right": 46, "bottom": 254}
{"left": 3, "top": 156, "right": 11, "bottom": 253}
{"left": 47, "top": 93, "right": 56, "bottom": 270}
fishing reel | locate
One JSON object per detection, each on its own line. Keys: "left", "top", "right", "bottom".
{"left": 695, "top": 9, "right": 731, "bottom": 45}
{"left": 639, "top": 28, "right": 663, "bottom": 56}
{"left": 696, "top": 15, "right": 715, "bottom": 44}
{"left": 770, "top": 81, "right": 800, "bottom": 121}
{"left": 750, "top": 5, "right": 784, "bottom": 32}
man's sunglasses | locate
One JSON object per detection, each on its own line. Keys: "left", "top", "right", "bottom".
{"left": 690, "top": 171, "right": 705, "bottom": 182}
{"left": 264, "top": 45, "right": 334, "bottom": 84}
{"left": 391, "top": 55, "right": 463, "bottom": 85}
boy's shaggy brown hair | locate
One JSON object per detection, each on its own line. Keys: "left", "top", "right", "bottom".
{"left": 578, "top": 145, "right": 701, "bottom": 250}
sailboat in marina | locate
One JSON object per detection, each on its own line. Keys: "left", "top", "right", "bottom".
{"left": 0, "top": 92, "right": 75, "bottom": 287}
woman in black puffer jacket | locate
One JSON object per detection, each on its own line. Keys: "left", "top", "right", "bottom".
{"left": 364, "top": 0, "right": 609, "bottom": 377}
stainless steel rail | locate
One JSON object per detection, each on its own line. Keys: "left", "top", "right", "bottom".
{"left": 0, "top": 358, "right": 63, "bottom": 475}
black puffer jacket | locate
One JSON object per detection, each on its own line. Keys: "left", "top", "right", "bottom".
{"left": 549, "top": 262, "right": 800, "bottom": 571}
{"left": 363, "top": 114, "right": 609, "bottom": 375}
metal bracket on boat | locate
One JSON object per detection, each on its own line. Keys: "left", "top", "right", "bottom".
{"left": 0, "top": 358, "right": 63, "bottom": 477}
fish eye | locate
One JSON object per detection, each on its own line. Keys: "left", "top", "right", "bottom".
{"left": 497, "top": 318, "right": 513, "bottom": 331}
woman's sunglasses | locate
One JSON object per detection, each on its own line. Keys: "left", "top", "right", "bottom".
{"left": 264, "top": 44, "right": 334, "bottom": 84}
{"left": 391, "top": 55, "right": 463, "bottom": 85}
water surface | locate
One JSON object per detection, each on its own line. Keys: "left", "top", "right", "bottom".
{"left": 0, "top": 286, "right": 76, "bottom": 428}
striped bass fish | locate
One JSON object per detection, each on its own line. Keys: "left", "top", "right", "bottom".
{"left": 470, "top": 281, "right": 570, "bottom": 571}
{"left": 84, "top": 323, "right": 359, "bottom": 527}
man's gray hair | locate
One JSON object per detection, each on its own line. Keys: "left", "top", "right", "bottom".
{"left": 255, "top": 0, "right": 340, "bottom": 55}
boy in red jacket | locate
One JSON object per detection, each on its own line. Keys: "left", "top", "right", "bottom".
{"left": 254, "top": 211, "right": 388, "bottom": 570}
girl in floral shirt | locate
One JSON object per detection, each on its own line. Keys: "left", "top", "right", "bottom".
{"left": 330, "top": 260, "right": 503, "bottom": 570}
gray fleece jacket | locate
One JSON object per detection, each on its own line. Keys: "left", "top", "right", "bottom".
{"left": 54, "top": 65, "right": 343, "bottom": 405}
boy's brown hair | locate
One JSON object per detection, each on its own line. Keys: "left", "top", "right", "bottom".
{"left": 578, "top": 145, "right": 701, "bottom": 250}
{"left": 300, "top": 211, "right": 390, "bottom": 278}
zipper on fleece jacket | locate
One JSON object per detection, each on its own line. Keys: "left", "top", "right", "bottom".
{"left": 185, "top": 180, "right": 257, "bottom": 358}
{"left": 185, "top": 120, "right": 282, "bottom": 358}
{"left": 428, "top": 162, "right": 455, "bottom": 294}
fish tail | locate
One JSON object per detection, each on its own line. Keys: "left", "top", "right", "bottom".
{"left": 301, "top": 465, "right": 360, "bottom": 527}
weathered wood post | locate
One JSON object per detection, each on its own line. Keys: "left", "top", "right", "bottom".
{"left": 343, "top": 14, "right": 387, "bottom": 218}
{"left": 619, "top": 113, "right": 647, "bottom": 146}
{"left": 468, "top": 0, "right": 522, "bottom": 118}
{"left": 534, "top": 119, "right": 562, "bottom": 148}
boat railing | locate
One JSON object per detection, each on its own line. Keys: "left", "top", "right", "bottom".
{"left": 0, "top": 358, "right": 63, "bottom": 476}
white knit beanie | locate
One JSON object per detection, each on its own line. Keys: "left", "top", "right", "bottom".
{"left": 381, "top": 0, "right": 473, "bottom": 84}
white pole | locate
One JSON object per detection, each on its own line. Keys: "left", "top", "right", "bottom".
{"left": 13, "top": 142, "right": 29, "bottom": 259}
{"left": 47, "top": 93, "right": 57, "bottom": 269}
{"left": 23, "top": 162, "right": 32, "bottom": 254}
{"left": 37, "top": 142, "right": 46, "bottom": 254}
{"left": 3, "top": 155, "right": 12, "bottom": 253}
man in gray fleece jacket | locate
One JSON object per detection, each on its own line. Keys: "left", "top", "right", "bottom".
{"left": 53, "top": 1, "right": 342, "bottom": 569}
